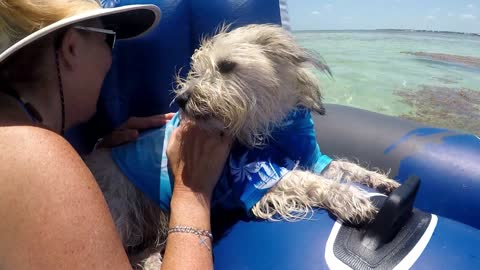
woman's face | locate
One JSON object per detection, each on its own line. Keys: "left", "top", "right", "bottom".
{"left": 62, "top": 23, "right": 113, "bottom": 126}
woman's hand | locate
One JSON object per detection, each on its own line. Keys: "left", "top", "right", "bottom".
{"left": 163, "top": 122, "right": 231, "bottom": 270}
{"left": 166, "top": 121, "right": 232, "bottom": 199}
{"left": 97, "top": 113, "right": 175, "bottom": 148}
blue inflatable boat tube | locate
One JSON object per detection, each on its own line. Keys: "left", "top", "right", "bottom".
{"left": 213, "top": 192, "right": 480, "bottom": 270}
{"left": 314, "top": 105, "right": 480, "bottom": 230}
{"left": 64, "top": 0, "right": 480, "bottom": 269}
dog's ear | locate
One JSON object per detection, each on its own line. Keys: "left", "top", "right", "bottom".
{"left": 251, "top": 24, "right": 331, "bottom": 76}
{"left": 248, "top": 24, "right": 328, "bottom": 115}
{"left": 296, "top": 67, "right": 326, "bottom": 115}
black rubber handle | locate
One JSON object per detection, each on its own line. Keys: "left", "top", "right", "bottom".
{"left": 361, "top": 176, "right": 421, "bottom": 250}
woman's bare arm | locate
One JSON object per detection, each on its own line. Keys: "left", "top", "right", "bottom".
{"left": 162, "top": 191, "right": 214, "bottom": 270}
{"left": 0, "top": 126, "right": 132, "bottom": 270}
{"left": 162, "top": 123, "right": 232, "bottom": 270}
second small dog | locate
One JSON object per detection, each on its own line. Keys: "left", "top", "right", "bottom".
{"left": 84, "top": 24, "right": 400, "bottom": 268}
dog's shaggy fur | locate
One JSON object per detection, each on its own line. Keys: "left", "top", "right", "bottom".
{"left": 84, "top": 24, "right": 400, "bottom": 269}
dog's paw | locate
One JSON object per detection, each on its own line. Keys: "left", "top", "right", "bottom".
{"left": 327, "top": 186, "right": 378, "bottom": 225}
{"left": 377, "top": 179, "right": 401, "bottom": 194}
{"left": 140, "top": 252, "right": 162, "bottom": 270}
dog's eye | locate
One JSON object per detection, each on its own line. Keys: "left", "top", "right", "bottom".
{"left": 217, "top": 60, "right": 237, "bottom": 73}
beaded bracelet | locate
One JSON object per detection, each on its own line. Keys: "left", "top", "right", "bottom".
{"left": 168, "top": 225, "right": 213, "bottom": 250}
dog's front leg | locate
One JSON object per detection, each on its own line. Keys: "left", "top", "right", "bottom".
{"left": 252, "top": 170, "right": 377, "bottom": 224}
{"left": 321, "top": 160, "right": 400, "bottom": 194}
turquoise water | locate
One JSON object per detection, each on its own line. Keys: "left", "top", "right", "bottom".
{"left": 294, "top": 31, "right": 480, "bottom": 127}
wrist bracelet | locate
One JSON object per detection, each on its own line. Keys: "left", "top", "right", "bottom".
{"left": 168, "top": 225, "right": 213, "bottom": 251}
{"left": 168, "top": 225, "right": 213, "bottom": 240}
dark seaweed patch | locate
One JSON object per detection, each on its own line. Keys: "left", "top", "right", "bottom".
{"left": 395, "top": 85, "right": 480, "bottom": 135}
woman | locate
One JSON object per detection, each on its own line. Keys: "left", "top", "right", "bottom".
{"left": 0, "top": 1, "right": 230, "bottom": 269}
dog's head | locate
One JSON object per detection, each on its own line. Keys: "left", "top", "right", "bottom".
{"left": 175, "top": 24, "right": 330, "bottom": 147}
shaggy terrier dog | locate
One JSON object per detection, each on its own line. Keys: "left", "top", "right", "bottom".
{"left": 84, "top": 24, "right": 400, "bottom": 268}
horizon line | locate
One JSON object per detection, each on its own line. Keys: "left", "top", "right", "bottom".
{"left": 292, "top": 28, "right": 480, "bottom": 36}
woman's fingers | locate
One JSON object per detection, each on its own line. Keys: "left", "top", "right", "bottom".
{"left": 96, "top": 129, "right": 139, "bottom": 148}
{"left": 121, "top": 113, "right": 175, "bottom": 130}
{"left": 96, "top": 113, "right": 175, "bottom": 148}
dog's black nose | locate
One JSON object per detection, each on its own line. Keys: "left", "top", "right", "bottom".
{"left": 175, "top": 92, "right": 190, "bottom": 109}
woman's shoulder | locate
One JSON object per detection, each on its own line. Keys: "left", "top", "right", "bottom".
{"left": 0, "top": 126, "right": 93, "bottom": 194}
{"left": 0, "top": 125, "right": 96, "bottom": 201}
{"left": 0, "top": 125, "right": 64, "bottom": 140}
{"left": 0, "top": 125, "right": 132, "bottom": 269}
{"left": 0, "top": 125, "right": 78, "bottom": 162}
